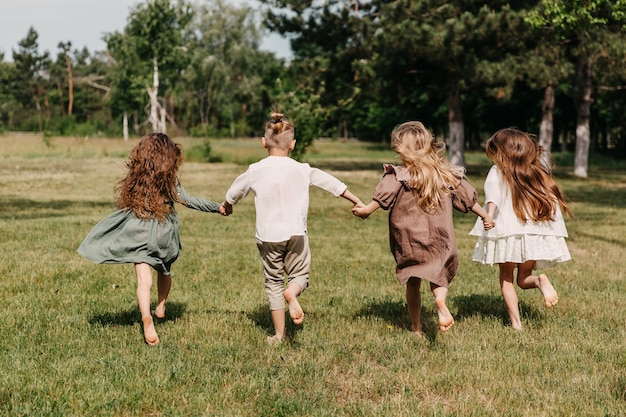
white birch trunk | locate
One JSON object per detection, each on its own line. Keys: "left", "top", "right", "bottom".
{"left": 574, "top": 122, "right": 590, "bottom": 178}
{"left": 447, "top": 87, "right": 465, "bottom": 167}
{"left": 160, "top": 104, "right": 167, "bottom": 134}
{"left": 539, "top": 84, "right": 554, "bottom": 151}
{"left": 149, "top": 55, "right": 160, "bottom": 132}
{"left": 123, "top": 111, "right": 129, "bottom": 140}
{"left": 574, "top": 60, "right": 592, "bottom": 178}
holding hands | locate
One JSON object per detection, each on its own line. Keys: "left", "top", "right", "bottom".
{"left": 481, "top": 215, "right": 495, "bottom": 230}
{"left": 352, "top": 202, "right": 368, "bottom": 219}
{"left": 352, "top": 200, "right": 379, "bottom": 219}
{"left": 219, "top": 201, "right": 233, "bottom": 216}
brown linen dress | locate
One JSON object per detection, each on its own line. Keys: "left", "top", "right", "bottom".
{"left": 373, "top": 165, "right": 478, "bottom": 287}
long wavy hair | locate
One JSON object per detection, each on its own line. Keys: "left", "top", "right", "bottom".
{"left": 264, "top": 109, "right": 294, "bottom": 151}
{"left": 485, "top": 128, "right": 571, "bottom": 221}
{"left": 391, "top": 121, "right": 465, "bottom": 213}
{"left": 116, "top": 132, "right": 184, "bottom": 221}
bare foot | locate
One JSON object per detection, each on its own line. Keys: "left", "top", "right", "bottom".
{"left": 435, "top": 297, "right": 454, "bottom": 332}
{"left": 538, "top": 274, "right": 558, "bottom": 308}
{"left": 266, "top": 335, "right": 283, "bottom": 344}
{"left": 142, "top": 316, "right": 160, "bottom": 346}
{"left": 284, "top": 288, "right": 304, "bottom": 325}
{"left": 151, "top": 308, "right": 165, "bottom": 320}
{"left": 411, "top": 329, "right": 425, "bottom": 338}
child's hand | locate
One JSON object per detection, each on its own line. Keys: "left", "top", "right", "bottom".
{"left": 352, "top": 203, "right": 369, "bottom": 219}
{"left": 482, "top": 215, "right": 495, "bottom": 230}
{"left": 219, "top": 202, "right": 233, "bottom": 216}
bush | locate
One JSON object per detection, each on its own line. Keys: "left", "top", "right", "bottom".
{"left": 185, "top": 140, "right": 222, "bottom": 163}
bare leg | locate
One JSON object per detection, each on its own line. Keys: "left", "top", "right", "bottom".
{"left": 135, "top": 263, "right": 159, "bottom": 346}
{"left": 406, "top": 278, "right": 422, "bottom": 334}
{"left": 284, "top": 282, "right": 304, "bottom": 325}
{"left": 499, "top": 262, "right": 522, "bottom": 330}
{"left": 431, "top": 283, "right": 454, "bottom": 332}
{"left": 517, "top": 260, "right": 558, "bottom": 308}
{"left": 269, "top": 308, "right": 286, "bottom": 342}
{"left": 152, "top": 271, "right": 171, "bottom": 319}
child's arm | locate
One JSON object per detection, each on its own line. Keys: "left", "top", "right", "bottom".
{"left": 470, "top": 201, "right": 495, "bottom": 230}
{"left": 222, "top": 170, "right": 252, "bottom": 217}
{"left": 177, "top": 185, "right": 222, "bottom": 213}
{"left": 352, "top": 200, "right": 380, "bottom": 219}
{"left": 340, "top": 189, "right": 363, "bottom": 206}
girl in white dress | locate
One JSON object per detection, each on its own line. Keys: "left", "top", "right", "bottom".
{"left": 470, "top": 128, "right": 572, "bottom": 330}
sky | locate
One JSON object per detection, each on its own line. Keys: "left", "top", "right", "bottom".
{"left": 0, "top": 0, "right": 291, "bottom": 61}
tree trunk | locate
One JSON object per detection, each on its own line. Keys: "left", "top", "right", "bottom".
{"left": 123, "top": 111, "right": 129, "bottom": 140}
{"left": 35, "top": 97, "right": 42, "bottom": 131}
{"left": 574, "top": 60, "right": 592, "bottom": 178}
{"left": 133, "top": 111, "right": 140, "bottom": 136}
{"left": 447, "top": 86, "right": 465, "bottom": 167}
{"left": 539, "top": 84, "right": 554, "bottom": 152}
{"left": 56, "top": 81, "right": 66, "bottom": 116}
{"left": 65, "top": 55, "right": 74, "bottom": 116}
{"left": 160, "top": 101, "right": 167, "bottom": 134}
{"left": 149, "top": 55, "right": 160, "bottom": 132}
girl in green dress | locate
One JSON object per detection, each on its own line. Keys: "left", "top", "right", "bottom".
{"left": 78, "top": 133, "right": 227, "bottom": 346}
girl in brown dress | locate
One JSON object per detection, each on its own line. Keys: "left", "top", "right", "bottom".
{"left": 353, "top": 121, "right": 493, "bottom": 334}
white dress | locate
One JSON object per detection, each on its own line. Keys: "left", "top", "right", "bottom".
{"left": 469, "top": 166, "right": 571, "bottom": 269}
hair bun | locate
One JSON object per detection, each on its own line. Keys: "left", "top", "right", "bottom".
{"left": 270, "top": 112, "right": 283, "bottom": 123}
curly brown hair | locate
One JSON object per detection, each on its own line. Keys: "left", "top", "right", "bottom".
{"left": 116, "top": 132, "right": 184, "bottom": 221}
{"left": 485, "top": 128, "right": 571, "bottom": 222}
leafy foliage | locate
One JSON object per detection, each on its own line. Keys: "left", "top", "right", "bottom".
{"left": 0, "top": 0, "right": 626, "bottom": 159}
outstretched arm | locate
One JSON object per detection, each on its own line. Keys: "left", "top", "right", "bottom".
{"left": 340, "top": 189, "right": 363, "bottom": 207}
{"left": 352, "top": 200, "right": 380, "bottom": 219}
{"left": 470, "top": 202, "right": 495, "bottom": 230}
{"left": 177, "top": 185, "right": 222, "bottom": 213}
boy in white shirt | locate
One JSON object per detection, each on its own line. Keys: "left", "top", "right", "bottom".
{"left": 223, "top": 111, "right": 362, "bottom": 343}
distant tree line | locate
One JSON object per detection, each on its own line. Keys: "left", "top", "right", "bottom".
{"left": 0, "top": 0, "right": 625, "bottom": 175}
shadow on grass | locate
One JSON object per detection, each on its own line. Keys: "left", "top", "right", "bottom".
{"left": 561, "top": 186, "right": 626, "bottom": 208}
{"left": 246, "top": 303, "right": 304, "bottom": 344}
{"left": 571, "top": 230, "right": 626, "bottom": 248}
{"left": 89, "top": 301, "right": 187, "bottom": 326}
{"left": 0, "top": 198, "right": 113, "bottom": 220}
{"left": 453, "top": 293, "right": 545, "bottom": 326}
{"left": 353, "top": 298, "right": 442, "bottom": 341}
{"left": 355, "top": 294, "right": 547, "bottom": 336}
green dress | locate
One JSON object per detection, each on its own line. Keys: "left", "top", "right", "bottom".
{"left": 78, "top": 185, "right": 220, "bottom": 274}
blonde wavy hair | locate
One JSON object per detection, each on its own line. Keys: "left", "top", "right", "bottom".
{"left": 485, "top": 128, "right": 571, "bottom": 221}
{"left": 116, "top": 132, "right": 184, "bottom": 221}
{"left": 391, "top": 121, "right": 465, "bottom": 213}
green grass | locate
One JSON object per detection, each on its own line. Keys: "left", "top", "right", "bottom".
{"left": 1, "top": 134, "right": 625, "bottom": 416}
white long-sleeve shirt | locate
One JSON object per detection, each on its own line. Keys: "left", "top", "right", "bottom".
{"left": 226, "top": 156, "right": 348, "bottom": 242}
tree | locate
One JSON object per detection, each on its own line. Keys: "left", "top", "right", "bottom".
{"left": 48, "top": 41, "right": 75, "bottom": 117}
{"left": 105, "top": 31, "right": 145, "bottom": 139}
{"left": 0, "top": 53, "right": 15, "bottom": 130}
{"left": 125, "top": 0, "right": 193, "bottom": 133}
{"left": 181, "top": 0, "right": 268, "bottom": 137}
{"left": 261, "top": 0, "right": 371, "bottom": 142}
{"left": 365, "top": 1, "right": 538, "bottom": 165}
{"left": 527, "top": 0, "right": 626, "bottom": 177}
{"left": 9, "top": 27, "right": 50, "bottom": 131}
{"left": 262, "top": 1, "right": 542, "bottom": 164}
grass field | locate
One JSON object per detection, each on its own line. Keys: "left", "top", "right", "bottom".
{"left": 1, "top": 134, "right": 625, "bottom": 416}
